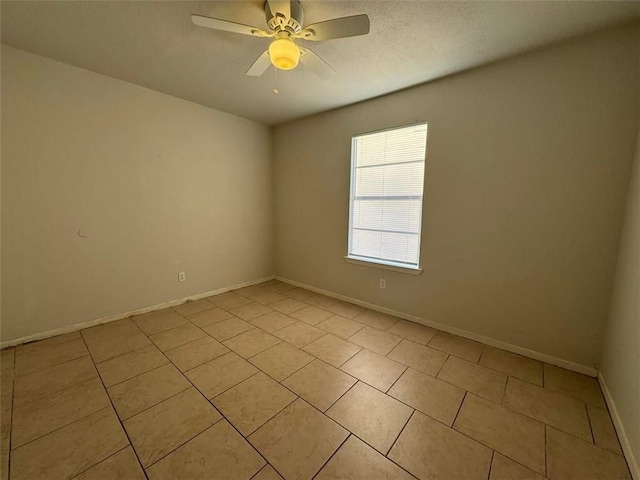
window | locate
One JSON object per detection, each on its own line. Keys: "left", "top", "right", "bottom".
{"left": 347, "top": 122, "right": 427, "bottom": 271}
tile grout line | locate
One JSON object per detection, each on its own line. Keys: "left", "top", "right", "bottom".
{"left": 585, "top": 403, "right": 596, "bottom": 445}
{"left": 6, "top": 354, "right": 16, "bottom": 480}
{"left": 78, "top": 332, "right": 151, "bottom": 480}
{"left": 451, "top": 391, "right": 468, "bottom": 427}
{"left": 486, "top": 451, "right": 495, "bottom": 480}
{"left": 309, "top": 433, "right": 352, "bottom": 480}
{"left": 544, "top": 425, "right": 548, "bottom": 478}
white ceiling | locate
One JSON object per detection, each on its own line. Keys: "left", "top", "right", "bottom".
{"left": 2, "top": 1, "right": 638, "bottom": 125}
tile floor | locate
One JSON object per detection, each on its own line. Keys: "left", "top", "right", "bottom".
{"left": 0, "top": 280, "right": 632, "bottom": 480}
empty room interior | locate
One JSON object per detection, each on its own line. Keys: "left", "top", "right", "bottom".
{"left": 1, "top": 1, "right": 639, "bottom": 479}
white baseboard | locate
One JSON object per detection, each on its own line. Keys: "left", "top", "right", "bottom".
{"left": 276, "top": 276, "right": 598, "bottom": 377}
{"left": 0, "top": 275, "right": 275, "bottom": 350}
{"left": 598, "top": 372, "right": 639, "bottom": 480}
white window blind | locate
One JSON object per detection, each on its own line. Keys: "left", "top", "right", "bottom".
{"left": 348, "top": 122, "right": 427, "bottom": 269}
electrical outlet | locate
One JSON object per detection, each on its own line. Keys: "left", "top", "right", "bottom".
{"left": 178, "top": 272, "right": 186, "bottom": 282}
{"left": 379, "top": 278, "right": 386, "bottom": 290}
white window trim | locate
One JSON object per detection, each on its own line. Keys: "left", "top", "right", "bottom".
{"left": 346, "top": 121, "right": 427, "bottom": 272}
{"left": 343, "top": 255, "right": 423, "bottom": 275}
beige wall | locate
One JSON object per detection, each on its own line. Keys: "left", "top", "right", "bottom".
{"left": 1, "top": 46, "right": 273, "bottom": 342}
{"left": 600, "top": 126, "right": 640, "bottom": 478}
{"left": 273, "top": 24, "right": 639, "bottom": 368}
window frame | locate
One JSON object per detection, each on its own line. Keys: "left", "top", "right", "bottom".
{"left": 346, "top": 122, "right": 427, "bottom": 274}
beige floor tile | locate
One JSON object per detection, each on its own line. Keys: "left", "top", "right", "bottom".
{"left": 249, "top": 311, "right": 297, "bottom": 333}
{"left": 504, "top": 377, "right": 592, "bottom": 442}
{"left": 223, "top": 329, "right": 281, "bottom": 358}
{"left": 387, "top": 339, "right": 449, "bottom": 376}
{"left": 249, "top": 399, "right": 348, "bottom": 480}
{"left": 349, "top": 326, "right": 402, "bottom": 356}
{"left": 316, "top": 315, "right": 364, "bottom": 339}
{"left": 273, "top": 322, "right": 326, "bottom": 348}
{"left": 283, "top": 360, "right": 357, "bottom": 411}
{"left": 389, "top": 411, "right": 492, "bottom": 480}
{"left": 303, "top": 334, "right": 361, "bottom": 367}
{"left": 10, "top": 407, "right": 128, "bottom": 480}
{"left": 213, "top": 372, "right": 296, "bottom": 435}
{"left": 265, "top": 282, "right": 297, "bottom": 294}
{"left": 15, "top": 331, "right": 81, "bottom": 355}
{"left": 290, "top": 306, "right": 334, "bottom": 325}
{"left": 186, "top": 307, "right": 235, "bottom": 329}
{"left": 96, "top": 345, "right": 168, "bottom": 388}
{"left": 489, "top": 454, "right": 546, "bottom": 480}
{"left": 81, "top": 319, "right": 138, "bottom": 344}
{"left": 108, "top": 364, "right": 190, "bottom": 420}
{"left": 124, "top": 387, "right": 221, "bottom": 467}
{"left": 249, "top": 343, "right": 314, "bottom": 381}
{"left": 132, "top": 310, "right": 188, "bottom": 336}
{"left": 544, "top": 364, "right": 606, "bottom": 408}
{"left": 437, "top": 356, "right": 507, "bottom": 403}
{"left": 1, "top": 350, "right": 15, "bottom": 371}
{"left": 428, "top": 331, "right": 484, "bottom": 362}
{"left": 147, "top": 420, "right": 265, "bottom": 480}
{"left": 327, "top": 382, "right": 413, "bottom": 454}
{"left": 388, "top": 368, "right": 465, "bottom": 426}
{"left": 207, "top": 291, "right": 253, "bottom": 311}
{"left": 13, "top": 355, "right": 97, "bottom": 405}
{"left": 479, "top": 346, "right": 543, "bottom": 386}
{"left": 306, "top": 294, "right": 339, "bottom": 309}
{"left": 186, "top": 352, "right": 258, "bottom": 399}
{"left": 74, "top": 447, "right": 146, "bottom": 480}
{"left": 82, "top": 320, "right": 151, "bottom": 364}
{"left": 235, "top": 285, "right": 272, "bottom": 299}
{"left": 386, "top": 320, "right": 437, "bottom": 345}
{"left": 453, "top": 394, "right": 546, "bottom": 474}
{"left": 353, "top": 310, "right": 399, "bottom": 330}
{"left": 587, "top": 404, "right": 623, "bottom": 455}
{"left": 150, "top": 324, "right": 207, "bottom": 352}
{"left": 340, "top": 349, "right": 406, "bottom": 392}
{"left": 253, "top": 464, "right": 284, "bottom": 480}
{"left": 173, "top": 299, "right": 215, "bottom": 317}
{"left": 324, "top": 301, "right": 366, "bottom": 319}
{"left": 250, "top": 291, "right": 287, "bottom": 305}
{"left": 316, "top": 435, "right": 415, "bottom": 480}
{"left": 12, "top": 377, "right": 110, "bottom": 448}
{"left": 14, "top": 338, "right": 89, "bottom": 376}
{"left": 1, "top": 369, "right": 13, "bottom": 403}
{"left": 270, "top": 298, "right": 307, "bottom": 314}
{"left": 284, "top": 287, "right": 316, "bottom": 302}
{"left": 204, "top": 317, "right": 254, "bottom": 341}
{"left": 546, "top": 427, "right": 630, "bottom": 480}
{"left": 232, "top": 302, "right": 274, "bottom": 321}
{"left": 164, "top": 336, "right": 229, "bottom": 372}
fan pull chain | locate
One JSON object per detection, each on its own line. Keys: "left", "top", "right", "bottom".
{"left": 272, "top": 66, "right": 279, "bottom": 95}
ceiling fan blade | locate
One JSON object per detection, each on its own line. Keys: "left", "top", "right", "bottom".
{"left": 191, "top": 14, "right": 269, "bottom": 37}
{"left": 298, "top": 14, "right": 370, "bottom": 41}
{"left": 266, "top": 0, "right": 291, "bottom": 21}
{"left": 299, "top": 47, "right": 334, "bottom": 79}
{"left": 246, "top": 51, "right": 272, "bottom": 77}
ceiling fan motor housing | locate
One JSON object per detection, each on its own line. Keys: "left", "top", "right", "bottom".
{"left": 265, "top": 0, "right": 304, "bottom": 35}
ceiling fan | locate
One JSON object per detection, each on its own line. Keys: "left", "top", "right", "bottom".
{"left": 191, "top": 0, "right": 370, "bottom": 79}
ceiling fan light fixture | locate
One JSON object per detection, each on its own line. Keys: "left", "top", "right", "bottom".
{"left": 268, "top": 38, "right": 300, "bottom": 70}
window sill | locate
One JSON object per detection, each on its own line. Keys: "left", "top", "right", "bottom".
{"left": 343, "top": 256, "right": 423, "bottom": 275}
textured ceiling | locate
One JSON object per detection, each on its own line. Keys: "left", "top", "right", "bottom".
{"left": 2, "top": 1, "right": 638, "bottom": 125}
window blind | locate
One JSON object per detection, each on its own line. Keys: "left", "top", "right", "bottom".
{"left": 348, "top": 122, "right": 427, "bottom": 268}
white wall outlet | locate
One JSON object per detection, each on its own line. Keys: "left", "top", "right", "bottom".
{"left": 178, "top": 272, "right": 186, "bottom": 282}
{"left": 379, "top": 278, "right": 386, "bottom": 290}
